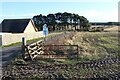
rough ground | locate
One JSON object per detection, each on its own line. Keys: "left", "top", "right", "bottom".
{"left": 66, "top": 32, "right": 119, "bottom": 60}
{"left": 1, "top": 30, "right": 120, "bottom": 79}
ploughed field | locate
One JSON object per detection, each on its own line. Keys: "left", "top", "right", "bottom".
{"left": 2, "top": 31, "right": 120, "bottom": 79}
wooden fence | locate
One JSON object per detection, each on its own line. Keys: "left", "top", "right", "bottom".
{"left": 43, "top": 45, "right": 79, "bottom": 59}
{"left": 22, "top": 41, "right": 79, "bottom": 60}
{"left": 22, "top": 40, "right": 44, "bottom": 60}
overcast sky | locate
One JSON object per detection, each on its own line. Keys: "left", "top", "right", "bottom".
{"left": 0, "top": 0, "right": 119, "bottom": 23}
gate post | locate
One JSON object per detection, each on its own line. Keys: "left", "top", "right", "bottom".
{"left": 22, "top": 36, "right": 26, "bottom": 51}
{"left": 22, "top": 36, "right": 26, "bottom": 60}
{"left": 22, "top": 36, "right": 26, "bottom": 46}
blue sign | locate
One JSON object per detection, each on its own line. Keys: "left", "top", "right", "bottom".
{"left": 43, "top": 24, "right": 48, "bottom": 36}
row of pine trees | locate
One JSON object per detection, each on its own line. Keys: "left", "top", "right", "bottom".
{"left": 33, "top": 12, "right": 91, "bottom": 31}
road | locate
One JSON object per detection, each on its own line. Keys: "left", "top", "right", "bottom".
{"left": 1, "top": 37, "right": 43, "bottom": 66}
{"left": 1, "top": 45, "right": 22, "bottom": 66}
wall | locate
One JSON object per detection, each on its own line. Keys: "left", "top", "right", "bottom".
{"left": 1, "top": 31, "right": 44, "bottom": 45}
{"left": 24, "top": 20, "right": 36, "bottom": 33}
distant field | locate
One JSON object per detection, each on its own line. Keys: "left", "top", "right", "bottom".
{"left": 104, "top": 26, "right": 119, "bottom": 32}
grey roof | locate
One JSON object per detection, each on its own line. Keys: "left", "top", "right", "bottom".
{"left": 0, "top": 19, "right": 32, "bottom": 33}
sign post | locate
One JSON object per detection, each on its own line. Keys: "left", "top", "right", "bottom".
{"left": 43, "top": 24, "right": 48, "bottom": 43}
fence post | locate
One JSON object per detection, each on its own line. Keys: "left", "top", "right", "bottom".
{"left": 22, "top": 36, "right": 26, "bottom": 59}
{"left": 22, "top": 36, "right": 26, "bottom": 46}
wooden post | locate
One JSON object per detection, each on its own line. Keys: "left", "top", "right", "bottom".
{"left": 22, "top": 36, "right": 26, "bottom": 60}
{"left": 22, "top": 37, "right": 26, "bottom": 46}
{"left": 22, "top": 36, "right": 26, "bottom": 52}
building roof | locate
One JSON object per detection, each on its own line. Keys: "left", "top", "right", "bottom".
{"left": 0, "top": 19, "right": 37, "bottom": 33}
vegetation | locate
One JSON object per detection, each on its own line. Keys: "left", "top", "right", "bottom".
{"left": 33, "top": 12, "right": 90, "bottom": 31}
{"left": 2, "top": 28, "right": 119, "bottom": 79}
{"left": 68, "top": 32, "right": 119, "bottom": 60}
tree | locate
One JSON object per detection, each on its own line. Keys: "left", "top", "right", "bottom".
{"left": 79, "top": 16, "right": 90, "bottom": 31}
{"left": 33, "top": 14, "right": 44, "bottom": 31}
{"left": 55, "top": 12, "right": 62, "bottom": 31}
{"left": 33, "top": 12, "right": 90, "bottom": 31}
{"left": 61, "top": 12, "right": 69, "bottom": 30}
{"left": 47, "top": 14, "right": 56, "bottom": 31}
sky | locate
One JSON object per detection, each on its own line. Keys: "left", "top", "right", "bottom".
{"left": 0, "top": 0, "right": 119, "bottom": 23}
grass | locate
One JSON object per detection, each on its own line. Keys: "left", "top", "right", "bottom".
{"left": 99, "top": 43, "right": 118, "bottom": 50}
{"left": 56, "top": 59, "right": 78, "bottom": 64}
{"left": 27, "top": 37, "right": 44, "bottom": 43}
{"left": 99, "top": 36, "right": 118, "bottom": 44}
{"left": 69, "top": 32, "right": 119, "bottom": 60}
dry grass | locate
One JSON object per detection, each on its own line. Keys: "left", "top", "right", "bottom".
{"left": 65, "top": 32, "right": 118, "bottom": 60}
{"left": 104, "top": 26, "right": 119, "bottom": 32}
